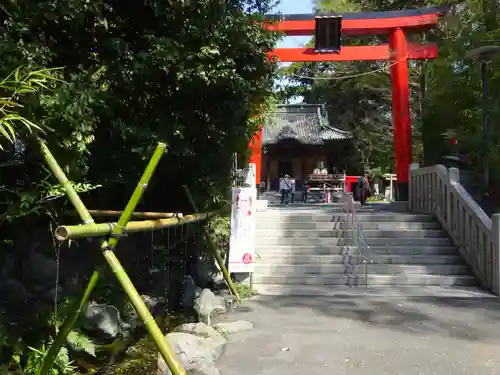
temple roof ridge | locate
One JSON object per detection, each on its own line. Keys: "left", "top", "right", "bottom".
{"left": 262, "top": 103, "right": 352, "bottom": 145}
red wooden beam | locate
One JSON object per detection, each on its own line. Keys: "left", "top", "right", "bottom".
{"left": 268, "top": 43, "right": 437, "bottom": 62}
{"left": 265, "top": 14, "right": 439, "bottom": 36}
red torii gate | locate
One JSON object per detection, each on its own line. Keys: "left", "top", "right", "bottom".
{"left": 248, "top": 7, "right": 446, "bottom": 200}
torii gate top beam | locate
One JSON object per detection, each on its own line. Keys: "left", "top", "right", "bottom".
{"left": 264, "top": 7, "right": 447, "bottom": 36}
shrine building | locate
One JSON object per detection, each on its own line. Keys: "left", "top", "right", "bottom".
{"left": 261, "top": 104, "right": 356, "bottom": 191}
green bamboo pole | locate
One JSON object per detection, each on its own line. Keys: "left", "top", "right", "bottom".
{"left": 55, "top": 210, "right": 227, "bottom": 240}
{"left": 182, "top": 185, "right": 241, "bottom": 304}
{"left": 38, "top": 271, "right": 100, "bottom": 375}
{"left": 39, "top": 138, "right": 101, "bottom": 375}
{"left": 105, "top": 143, "right": 167, "bottom": 234}
{"left": 39, "top": 142, "right": 186, "bottom": 375}
{"left": 39, "top": 140, "right": 94, "bottom": 225}
{"left": 39, "top": 142, "right": 168, "bottom": 374}
{"left": 66, "top": 209, "right": 182, "bottom": 219}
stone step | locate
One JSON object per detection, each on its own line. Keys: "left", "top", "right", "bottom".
{"left": 255, "top": 236, "right": 452, "bottom": 246}
{"left": 252, "top": 274, "right": 478, "bottom": 286}
{"left": 354, "top": 214, "right": 436, "bottom": 222}
{"left": 256, "top": 254, "right": 465, "bottom": 265}
{"left": 266, "top": 199, "right": 341, "bottom": 206}
{"left": 256, "top": 229, "right": 447, "bottom": 238}
{"left": 255, "top": 221, "right": 441, "bottom": 230}
{"left": 369, "top": 246, "right": 458, "bottom": 255}
{"left": 255, "top": 245, "right": 459, "bottom": 256}
{"left": 252, "top": 285, "right": 492, "bottom": 297}
{"left": 257, "top": 212, "right": 435, "bottom": 223}
{"left": 253, "top": 264, "right": 471, "bottom": 276}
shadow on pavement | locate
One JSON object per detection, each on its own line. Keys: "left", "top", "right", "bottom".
{"left": 249, "top": 291, "right": 500, "bottom": 343}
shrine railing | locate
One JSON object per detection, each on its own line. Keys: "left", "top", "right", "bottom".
{"left": 409, "top": 164, "right": 500, "bottom": 295}
{"left": 336, "top": 191, "right": 370, "bottom": 286}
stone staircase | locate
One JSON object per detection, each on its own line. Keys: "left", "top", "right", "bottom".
{"left": 253, "top": 205, "right": 478, "bottom": 296}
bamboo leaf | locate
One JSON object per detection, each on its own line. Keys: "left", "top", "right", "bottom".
{"left": 0, "top": 120, "right": 15, "bottom": 142}
{"left": 16, "top": 88, "right": 37, "bottom": 94}
{"left": 18, "top": 117, "right": 44, "bottom": 133}
{"left": 14, "top": 66, "right": 21, "bottom": 81}
{"left": 0, "top": 100, "right": 22, "bottom": 108}
{"left": 0, "top": 66, "right": 63, "bottom": 147}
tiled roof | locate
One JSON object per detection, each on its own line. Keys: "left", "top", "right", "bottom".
{"left": 262, "top": 104, "right": 352, "bottom": 145}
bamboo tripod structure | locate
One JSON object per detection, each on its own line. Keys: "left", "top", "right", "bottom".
{"left": 38, "top": 140, "right": 241, "bottom": 375}
{"left": 38, "top": 141, "right": 186, "bottom": 375}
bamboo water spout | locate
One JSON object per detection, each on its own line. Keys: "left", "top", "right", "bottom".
{"left": 55, "top": 210, "right": 227, "bottom": 241}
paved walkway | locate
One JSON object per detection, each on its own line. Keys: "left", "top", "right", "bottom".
{"left": 218, "top": 288, "right": 500, "bottom": 375}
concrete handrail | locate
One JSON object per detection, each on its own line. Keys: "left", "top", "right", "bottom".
{"left": 409, "top": 164, "right": 500, "bottom": 294}
{"left": 338, "top": 191, "right": 370, "bottom": 286}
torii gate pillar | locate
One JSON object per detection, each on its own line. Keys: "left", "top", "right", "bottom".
{"left": 389, "top": 27, "right": 412, "bottom": 200}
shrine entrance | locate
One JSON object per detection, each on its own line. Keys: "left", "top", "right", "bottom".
{"left": 248, "top": 7, "right": 447, "bottom": 200}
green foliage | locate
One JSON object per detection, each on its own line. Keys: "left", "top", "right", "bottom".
{"left": 0, "top": 0, "right": 278, "bottom": 373}
{"left": 1, "top": 0, "right": 279, "bottom": 211}
{"left": 368, "top": 167, "right": 384, "bottom": 180}
{"left": 233, "top": 282, "right": 256, "bottom": 299}
{"left": 208, "top": 214, "right": 230, "bottom": 257}
{"left": 0, "top": 67, "right": 62, "bottom": 149}
{"left": 2, "top": 174, "right": 101, "bottom": 220}
{"left": 66, "top": 330, "right": 97, "bottom": 357}
{"left": 23, "top": 344, "right": 76, "bottom": 375}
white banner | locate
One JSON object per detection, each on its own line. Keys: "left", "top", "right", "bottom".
{"left": 228, "top": 187, "right": 257, "bottom": 273}
{"left": 245, "top": 163, "right": 256, "bottom": 189}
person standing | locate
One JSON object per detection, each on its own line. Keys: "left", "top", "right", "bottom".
{"left": 280, "top": 174, "right": 292, "bottom": 205}
{"left": 302, "top": 180, "right": 310, "bottom": 203}
{"left": 356, "top": 172, "right": 371, "bottom": 206}
{"left": 290, "top": 176, "right": 296, "bottom": 203}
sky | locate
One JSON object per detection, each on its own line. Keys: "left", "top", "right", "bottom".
{"left": 272, "top": 1, "right": 315, "bottom": 102}
{"left": 274, "top": 0, "right": 314, "bottom": 49}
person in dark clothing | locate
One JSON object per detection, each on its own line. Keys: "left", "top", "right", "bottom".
{"left": 302, "top": 180, "right": 310, "bottom": 203}
{"left": 356, "top": 172, "right": 371, "bottom": 206}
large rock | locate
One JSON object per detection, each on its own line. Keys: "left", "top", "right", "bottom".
{"left": 181, "top": 275, "right": 197, "bottom": 308}
{"left": 83, "top": 303, "right": 121, "bottom": 339}
{"left": 193, "top": 289, "right": 226, "bottom": 325}
{"left": 190, "top": 257, "right": 224, "bottom": 289}
{"left": 127, "top": 294, "right": 165, "bottom": 331}
{"left": 142, "top": 294, "right": 162, "bottom": 311}
{"left": 156, "top": 332, "right": 220, "bottom": 375}
{"left": 174, "top": 322, "right": 227, "bottom": 361}
{"left": 215, "top": 290, "right": 238, "bottom": 312}
{"left": 212, "top": 320, "right": 254, "bottom": 336}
